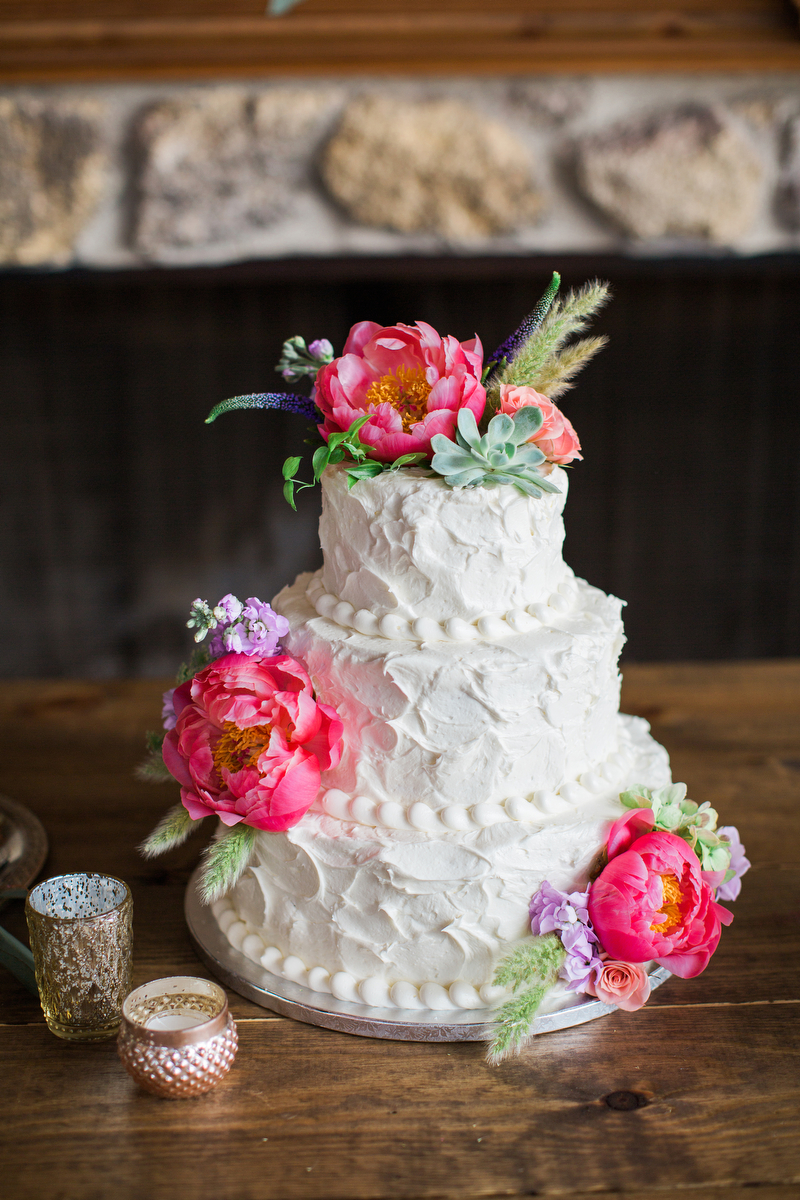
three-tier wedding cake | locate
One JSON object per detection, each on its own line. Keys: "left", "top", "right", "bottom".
{"left": 211, "top": 460, "right": 670, "bottom": 1011}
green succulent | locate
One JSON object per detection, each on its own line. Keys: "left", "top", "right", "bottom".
{"left": 430, "top": 407, "right": 561, "bottom": 499}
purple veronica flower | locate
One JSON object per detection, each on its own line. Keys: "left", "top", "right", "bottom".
{"left": 530, "top": 880, "right": 604, "bottom": 994}
{"left": 716, "top": 826, "right": 751, "bottom": 902}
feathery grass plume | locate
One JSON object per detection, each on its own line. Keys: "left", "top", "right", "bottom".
{"left": 531, "top": 335, "right": 609, "bottom": 400}
{"left": 486, "top": 932, "right": 566, "bottom": 1065}
{"left": 199, "top": 825, "right": 257, "bottom": 904}
{"left": 486, "top": 983, "right": 550, "bottom": 1066}
{"left": 494, "top": 279, "right": 611, "bottom": 399}
{"left": 139, "top": 804, "right": 197, "bottom": 858}
{"left": 176, "top": 644, "right": 211, "bottom": 686}
{"left": 135, "top": 752, "right": 174, "bottom": 784}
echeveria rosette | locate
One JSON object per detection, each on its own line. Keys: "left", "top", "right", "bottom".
{"left": 588, "top": 809, "right": 734, "bottom": 979}
{"left": 430, "top": 407, "right": 562, "bottom": 498}
{"left": 313, "top": 320, "right": 486, "bottom": 463}
{"left": 162, "top": 653, "right": 343, "bottom": 834}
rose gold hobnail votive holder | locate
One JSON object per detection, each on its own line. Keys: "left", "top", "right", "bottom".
{"left": 25, "top": 873, "right": 133, "bottom": 1042}
{"left": 117, "top": 976, "right": 238, "bottom": 1098}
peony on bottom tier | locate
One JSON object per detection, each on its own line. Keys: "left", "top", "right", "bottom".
{"left": 215, "top": 716, "right": 670, "bottom": 1013}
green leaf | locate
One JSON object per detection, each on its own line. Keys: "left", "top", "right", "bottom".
{"left": 139, "top": 804, "right": 197, "bottom": 859}
{"left": 346, "top": 461, "right": 384, "bottom": 481}
{"left": 311, "top": 445, "right": 330, "bottom": 480}
{"left": 282, "top": 455, "right": 302, "bottom": 480}
{"left": 283, "top": 479, "right": 297, "bottom": 510}
{"left": 199, "top": 825, "right": 257, "bottom": 904}
{"left": 328, "top": 446, "right": 346, "bottom": 465}
{"left": 390, "top": 452, "right": 427, "bottom": 470}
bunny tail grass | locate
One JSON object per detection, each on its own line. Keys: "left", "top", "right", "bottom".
{"left": 496, "top": 279, "right": 611, "bottom": 395}
{"left": 198, "top": 824, "right": 257, "bottom": 904}
{"left": 486, "top": 983, "right": 549, "bottom": 1065}
{"left": 485, "top": 933, "right": 566, "bottom": 1064}
{"left": 139, "top": 804, "right": 197, "bottom": 858}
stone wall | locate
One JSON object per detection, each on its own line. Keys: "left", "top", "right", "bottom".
{"left": 2, "top": 73, "right": 800, "bottom": 268}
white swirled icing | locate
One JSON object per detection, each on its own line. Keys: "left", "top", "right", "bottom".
{"left": 212, "top": 467, "right": 673, "bottom": 1012}
{"left": 220, "top": 718, "right": 669, "bottom": 1009}
{"left": 273, "top": 572, "right": 627, "bottom": 814}
{"left": 319, "top": 462, "right": 570, "bottom": 626}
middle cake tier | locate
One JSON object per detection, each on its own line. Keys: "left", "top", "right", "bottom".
{"left": 274, "top": 572, "right": 627, "bottom": 821}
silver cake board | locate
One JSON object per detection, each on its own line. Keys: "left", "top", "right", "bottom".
{"left": 185, "top": 871, "right": 671, "bottom": 1044}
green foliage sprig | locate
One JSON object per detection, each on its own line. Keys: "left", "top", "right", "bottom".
{"left": 430, "top": 407, "right": 561, "bottom": 499}
{"left": 486, "top": 933, "right": 566, "bottom": 1065}
{"left": 620, "top": 783, "right": 733, "bottom": 877}
{"left": 282, "top": 416, "right": 426, "bottom": 508}
{"left": 491, "top": 279, "right": 610, "bottom": 404}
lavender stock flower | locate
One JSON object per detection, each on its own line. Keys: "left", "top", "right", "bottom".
{"left": 716, "top": 826, "right": 751, "bottom": 902}
{"left": 529, "top": 880, "right": 604, "bottom": 993}
{"left": 208, "top": 595, "right": 290, "bottom": 659}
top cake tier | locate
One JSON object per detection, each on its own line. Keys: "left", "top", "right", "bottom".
{"left": 319, "top": 462, "right": 570, "bottom": 627}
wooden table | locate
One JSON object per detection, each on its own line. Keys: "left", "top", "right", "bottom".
{"left": 1, "top": 664, "right": 799, "bottom": 1200}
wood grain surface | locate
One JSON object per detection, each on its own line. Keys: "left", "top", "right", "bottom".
{"left": 0, "top": 0, "right": 799, "bottom": 81}
{"left": 0, "top": 665, "right": 798, "bottom": 1200}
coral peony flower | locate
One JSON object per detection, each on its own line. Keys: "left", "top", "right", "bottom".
{"left": 586, "top": 957, "right": 651, "bottom": 1011}
{"left": 588, "top": 811, "right": 733, "bottom": 979}
{"left": 314, "top": 320, "right": 486, "bottom": 462}
{"left": 498, "top": 384, "right": 582, "bottom": 464}
{"left": 162, "top": 653, "right": 342, "bottom": 833}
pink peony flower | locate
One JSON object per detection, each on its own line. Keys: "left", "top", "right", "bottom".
{"left": 313, "top": 320, "right": 486, "bottom": 463}
{"left": 588, "top": 810, "right": 733, "bottom": 979}
{"left": 586, "top": 956, "right": 651, "bottom": 1011}
{"left": 162, "top": 653, "right": 343, "bottom": 833}
{"left": 498, "top": 384, "right": 582, "bottom": 464}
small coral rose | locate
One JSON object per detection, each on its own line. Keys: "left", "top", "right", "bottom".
{"left": 586, "top": 957, "right": 651, "bottom": 1011}
{"left": 498, "top": 384, "right": 582, "bottom": 465}
{"left": 162, "top": 653, "right": 343, "bottom": 833}
{"left": 313, "top": 320, "right": 486, "bottom": 463}
{"left": 588, "top": 812, "right": 733, "bottom": 979}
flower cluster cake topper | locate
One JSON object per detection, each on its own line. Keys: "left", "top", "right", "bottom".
{"left": 138, "top": 594, "right": 343, "bottom": 903}
{"left": 204, "top": 272, "right": 609, "bottom": 505}
{"left": 487, "top": 784, "right": 749, "bottom": 1064}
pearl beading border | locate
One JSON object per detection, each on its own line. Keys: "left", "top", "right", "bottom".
{"left": 305, "top": 571, "right": 602, "bottom": 643}
{"left": 316, "top": 745, "right": 636, "bottom": 832}
{"left": 212, "top": 897, "right": 501, "bottom": 1012}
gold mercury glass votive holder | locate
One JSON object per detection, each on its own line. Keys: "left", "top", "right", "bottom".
{"left": 25, "top": 873, "right": 133, "bottom": 1042}
{"left": 117, "top": 976, "right": 238, "bottom": 1098}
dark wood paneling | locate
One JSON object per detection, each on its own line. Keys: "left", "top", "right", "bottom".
{"left": 0, "top": 1, "right": 799, "bottom": 81}
{"left": 1, "top": 254, "right": 799, "bottom": 676}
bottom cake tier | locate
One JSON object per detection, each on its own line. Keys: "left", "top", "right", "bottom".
{"left": 213, "top": 714, "right": 670, "bottom": 1013}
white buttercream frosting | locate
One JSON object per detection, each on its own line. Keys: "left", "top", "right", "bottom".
{"left": 213, "top": 466, "right": 672, "bottom": 1012}
{"left": 274, "top": 572, "right": 626, "bottom": 813}
{"left": 319, "top": 462, "right": 570, "bottom": 625}
{"left": 220, "top": 715, "right": 669, "bottom": 1009}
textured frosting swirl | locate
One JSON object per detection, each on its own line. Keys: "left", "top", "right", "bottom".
{"left": 319, "top": 462, "right": 570, "bottom": 625}
{"left": 274, "top": 573, "right": 625, "bottom": 814}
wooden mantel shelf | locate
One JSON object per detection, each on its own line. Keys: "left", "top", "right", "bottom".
{"left": 0, "top": 1, "right": 799, "bottom": 82}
